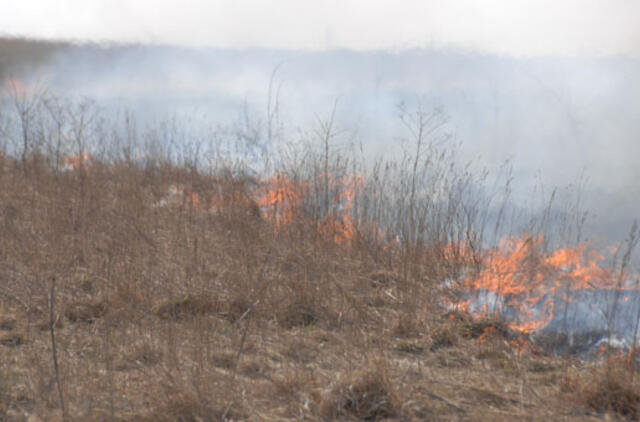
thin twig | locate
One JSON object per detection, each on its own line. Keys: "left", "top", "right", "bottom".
{"left": 221, "top": 249, "right": 273, "bottom": 420}
{"left": 49, "top": 277, "right": 67, "bottom": 421}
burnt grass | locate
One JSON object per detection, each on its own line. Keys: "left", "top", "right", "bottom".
{"left": 0, "top": 157, "right": 638, "bottom": 422}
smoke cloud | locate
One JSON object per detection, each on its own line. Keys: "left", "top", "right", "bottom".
{"left": 1, "top": 40, "right": 639, "bottom": 240}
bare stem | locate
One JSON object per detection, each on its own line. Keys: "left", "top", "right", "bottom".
{"left": 49, "top": 277, "right": 67, "bottom": 421}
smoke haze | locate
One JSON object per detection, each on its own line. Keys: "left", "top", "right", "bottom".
{"left": 1, "top": 39, "right": 639, "bottom": 240}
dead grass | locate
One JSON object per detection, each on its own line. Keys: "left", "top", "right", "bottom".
{"left": 391, "top": 312, "right": 426, "bottom": 338}
{"left": 0, "top": 331, "right": 25, "bottom": 347}
{"left": 0, "top": 317, "right": 17, "bottom": 331}
{"left": 429, "top": 324, "right": 459, "bottom": 350}
{"left": 459, "top": 317, "right": 512, "bottom": 340}
{"left": 577, "top": 365, "right": 640, "bottom": 420}
{"left": 0, "top": 101, "right": 633, "bottom": 421}
{"left": 368, "top": 270, "right": 398, "bottom": 288}
{"left": 319, "top": 368, "right": 400, "bottom": 421}
{"left": 211, "top": 351, "right": 236, "bottom": 370}
{"left": 115, "top": 342, "right": 161, "bottom": 370}
{"left": 393, "top": 340, "right": 427, "bottom": 355}
{"left": 140, "top": 392, "right": 246, "bottom": 422}
{"left": 65, "top": 300, "right": 108, "bottom": 324}
{"left": 281, "top": 338, "right": 319, "bottom": 364}
{"left": 154, "top": 295, "right": 220, "bottom": 321}
{"left": 278, "top": 303, "right": 319, "bottom": 329}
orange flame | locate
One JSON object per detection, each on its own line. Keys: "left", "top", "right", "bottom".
{"left": 318, "top": 173, "right": 364, "bottom": 243}
{"left": 62, "top": 152, "right": 92, "bottom": 171}
{"left": 255, "top": 173, "right": 366, "bottom": 243}
{"left": 453, "top": 234, "right": 635, "bottom": 334}
{"left": 255, "top": 173, "right": 306, "bottom": 233}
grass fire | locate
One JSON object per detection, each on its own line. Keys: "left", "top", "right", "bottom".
{"left": 0, "top": 36, "right": 639, "bottom": 421}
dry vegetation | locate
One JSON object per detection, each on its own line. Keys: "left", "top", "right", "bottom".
{"left": 0, "top": 51, "right": 638, "bottom": 420}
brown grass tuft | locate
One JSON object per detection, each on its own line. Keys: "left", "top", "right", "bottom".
{"left": 154, "top": 295, "right": 220, "bottom": 321}
{"left": 429, "top": 324, "right": 458, "bottom": 351}
{"left": 392, "top": 312, "right": 425, "bottom": 338}
{"left": 271, "top": 369, "right": 316, "bottom": 399}
{"left": 65, "top": 300, "right": 108, "bottom": 324}
{"left": 0, "top": 331, "right": 25, "bottom": 347}
{"left": 116, "top": 343, "right": 161, "bottom": 370}
{"left": 394, "top": 340, "right": 426, "bottom": 355}
{"left": 319, "top": 369, "right": 400, "bottom": 421}
{"left": 240, "top": 359, "right": 268, "bottom": 379}
{"left": 224, "top": 296, "right": 252, "bottom": 323}
{"left": 278, "top": 303, "right": 319, "bottom": 329}
{"left": 0, "top": 317, "right": 17, "bottom": 331}
{"left": 141, "top": 392, "right": 246, "bottom": 422}
{"left": 211, "top": 351, "right": 236, "bottom": 370}
{"left": 281, "top": 339, "right": 319, "bottom": 364}
{"left": 579, "top": 369, "right": 640, "bottom": 420}
{"left": 368, "top": 270, "right": 398, "bottom": 288}
{"left": 35, "top": 317, "right": 64, "bottom": 331}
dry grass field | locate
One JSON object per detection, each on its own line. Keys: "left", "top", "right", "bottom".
{"left": 0, "top": 153, "right": 636, "bottom": 421}
{"left": 0, "top": 37, "right": 638, "bottom": 421}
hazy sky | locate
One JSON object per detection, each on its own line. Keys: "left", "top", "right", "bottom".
{"left": 1, "top": 0, "right": 639, "bottom": 57}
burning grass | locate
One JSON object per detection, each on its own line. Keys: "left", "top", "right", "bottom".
{"left": 0, "top": 94, "right": 637, "bottom": 420}
{"left": 451, "top": 233, "right": 640, "bottom": 336}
